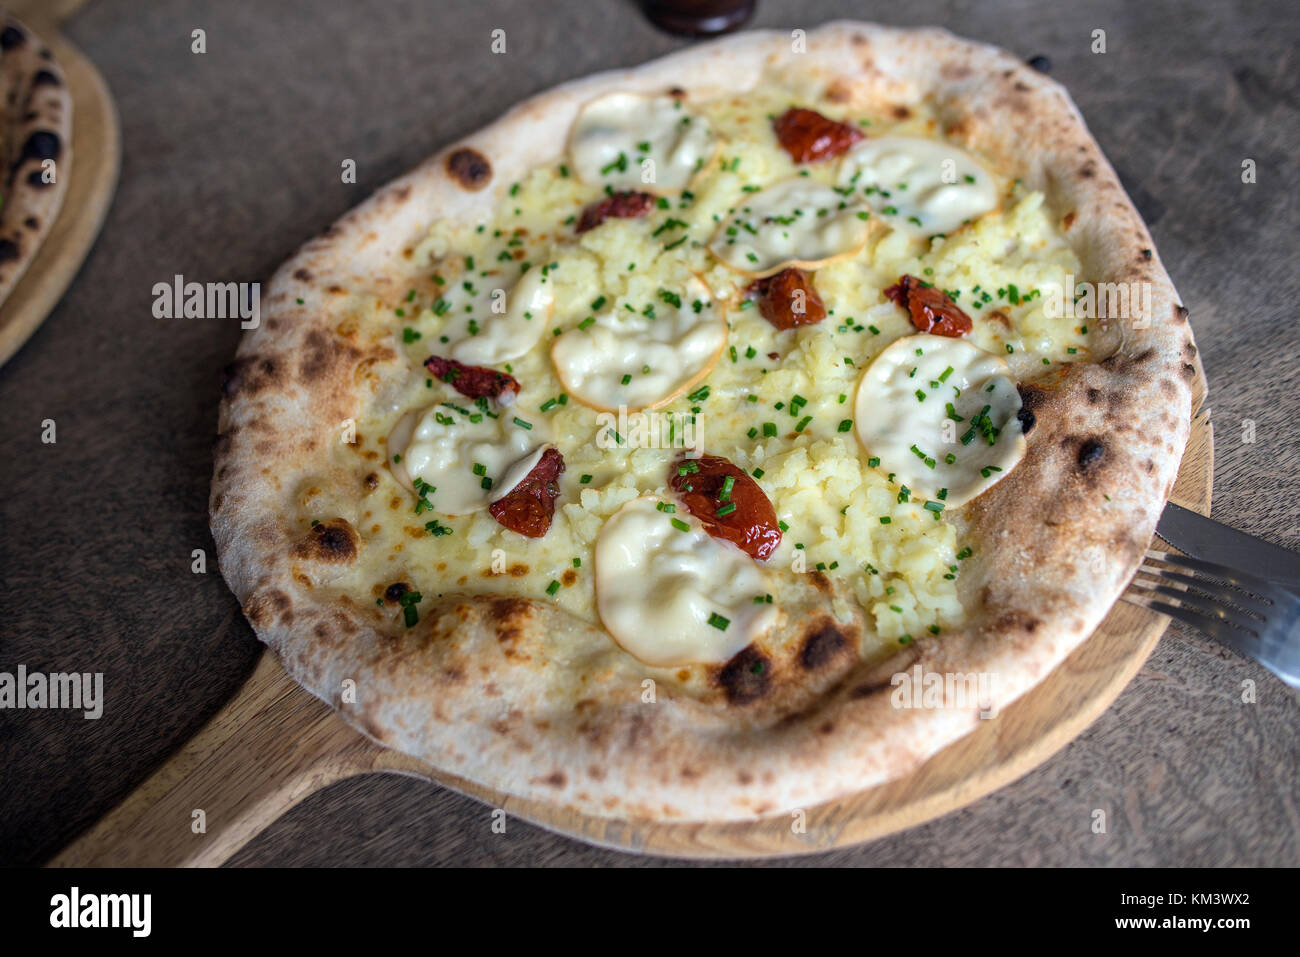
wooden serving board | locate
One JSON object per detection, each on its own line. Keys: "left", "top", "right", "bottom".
{"left": 50, "top": 358, "right": 1212, "bottom": 864}
{"left": 0, "top": 0, "right": 120, "bottom": 367}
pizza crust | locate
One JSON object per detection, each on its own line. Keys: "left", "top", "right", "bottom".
{"left": 211, "top": 22, "right": 1195, "bottom": 821}
{"left": 0, "top": 14, "right": 72, "bottom": 311}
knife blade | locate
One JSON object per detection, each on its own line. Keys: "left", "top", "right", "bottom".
{"left": 1156, "top": 501, "right": 1300, "bottom": 594}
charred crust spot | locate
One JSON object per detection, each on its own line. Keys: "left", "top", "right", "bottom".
{"left": 294, "top": 518, "right": 360, "bottom": 564}
{"left": 667, "top": 86, "right": 686, "bottom": 98}
{"left": 1013, "top": 81, "right": 1031, "bottom": 92}
{"left": 489, "top": 596, "right": 531, "bottom": 652}
{"left": 23, "top": 216, "right": 38, "bottom": 230}
{"left": 18, "top": 130, "right": 61, "bottom": 165}
{"left": 222, "top": 356, "right": 281, "bottom": 398}
{"left": 1181, "top": 363, "right": 1196, "bottom": 380}
{"left": 1079, "top": 162, "right": 1097, "bottom": 178}
{"left": 1140, "top": 248, "right": 1153, "bottom": 260}
{"left": 363, "top": 472, "right": 380, "bottom": 492}
{"left": 540, "top": 771, "right": 566, "bottom": 788}
{"left": 446, "top": 147, "right": 492, "bottom": 190}
{"left": 1016, "top": 406, "right": 1036, "bottom": 435}
{"left": 32, "top": 69, "right": 60, "bottom": 87}
{"left": 1077, "top": 438, "right": 1106, "bottom": 469}
{"left": 245, "top": 589, "right": 292, "bottom": 628}
{"left": 1173, "top": 304, "right": 1189, "bottom": 323}
{"left": 891, "top": 104, "right": 911, "bottom": 120}
{"left": 715, "top": 644, "right": 771, "bottom": 705}
{"left": 1143, "top": 458, "right": 1156, "bottom": 474}
{"left": 1182, "top": 340, "right": 1197, "bottom": 359}
{"left": 994, "top": 609, "right": 1041, "bottom": 634}
{"left": 0, "top": 25, "right": 24, "bottom": 49}
{"left": 1062, "top": 210, "right": 1077, "bottom": 230}
{"left": 293, "top": 267, "right": 312, "bottom": 282}
{"left": 1016, "top": 383, "right": 1050, "bottom": 421}
{"left": 1134, "top": 348, "right": 1156, "bottom": 363}
{"left": 737, "top": 770, "right": 754, "bottom": 785}
{"left": 799, "top": 622, "right": 848, "bottom": 670}
{"left": 383, "top": 582, "right": 410, "bottom": 603}
{"left": 298, "top": 327, "right": 354, "bottom": 382}
{"left": 0, "top": 239, "right": 19, "bottom": 263}
{"left": 1085, "top": 387, "right": 1103, "bottom": 404}
{"left": 390, "top": 185, "right": 411, "bottom": 203}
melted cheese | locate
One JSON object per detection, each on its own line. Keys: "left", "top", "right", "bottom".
{"left": 594, "top": 497, "right": 777, "bottom": 666}
{"left": 838, "top": 136, "right": 998, "bottom": 238}
{"left": 350, "top": 90, "right": 1089, "bottom": 653}
{"left": 387, "top": 401, "right": 551, "bottom": 515}
{"left": 569, "top": 92, "right": 716, "bottom": 195}
{"left": 551, "top": 276, "right": 725, "bottom": 411}
{"left": 854, "top": 334, "right": 1025, "bottom": 507}
{"left": 708, "top": 178, "right": 871, "bottom": 277}
{"left": 440, "top": 267, "right": 555, "bottom": 364}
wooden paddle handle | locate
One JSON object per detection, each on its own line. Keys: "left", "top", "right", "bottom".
{"left": 49, "top": 650, "right": 373, "bottom": 867}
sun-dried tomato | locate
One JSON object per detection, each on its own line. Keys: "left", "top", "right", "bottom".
{"left": 883, "top": 275, "right": 973, "bottom": 337}
{"left": 668, "top": 454, "right": 781, "bottom": 561}
{"left": 745, "top": 268, "right": 828, "bottom": 330}
{"left": 772, "top": 107, "right": 864, "bottom": 164}
{"left": 575, "top": 190, "right": 656, "bottom": 233}
{"left": 424, "top": 356, "right": 520, "bottom": 404}
{"left": 489, "top": 447, "right": 565, "bottom": 538}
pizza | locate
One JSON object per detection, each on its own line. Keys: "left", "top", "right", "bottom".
{"left": 0, "top": 13, "right": 71, "bottom": 313}
{"left": 211, "top": 22, "right": 1196, "bottom": 821}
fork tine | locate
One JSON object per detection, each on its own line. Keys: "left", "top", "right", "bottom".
{"left": 1144, "top": 549, "right": 1279, "bottom": 600}
{"left": 1126, "top": 550, "right": 1300, "bottom": 688}
{"left": 1132, "top": 565, "right": 1274, "bottom": 616}
{"left": 1127, "top": 577, "right": 1262, "bottom": 632}
{"left": 1122, "top": 592, "right": 1263, "bottom": 655}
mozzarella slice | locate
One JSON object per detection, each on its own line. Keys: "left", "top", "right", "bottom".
{"left": 551, "top": 277, "right": 725, "bottom": 412}
{"left": 838, "top": 136, "right": 998, "bottom": 238}
{"left": 386, "top": 401, "right": 551, "bottom": 515}
{"left": 854, "top": 334, "right": 1025, "bottom": 508}
{"left": 708, "top": 178, "right": 871, "bottom": 277}
{"left": 437, "top": 267, "right": 555, "bottom": 365}
{"left": 595, "top": 497, "right": 778, "bottom": 666}
{"left": 569, "top": 92, "right": 716, "bottom": 195}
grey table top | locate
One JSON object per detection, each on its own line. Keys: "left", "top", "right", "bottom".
{"left": 1, "top": 0, "right": 1296, "bottom": 866}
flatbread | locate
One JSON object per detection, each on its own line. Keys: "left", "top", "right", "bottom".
{"left": 211, "top": 22, "right": 1195, "bottom": 821}
{"left": 0, "top": 13, "right": 72, "bottom": 311}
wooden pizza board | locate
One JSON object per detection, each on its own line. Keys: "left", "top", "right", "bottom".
{"left": 49, "top": 355, "right": 1213, "bottom": 864}
{"left": 0, "top": 0, "right": 120, "bottom": 367}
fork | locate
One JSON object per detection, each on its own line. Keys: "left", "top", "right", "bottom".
{"left": 1123, "top": 550, "right": 1300, "bottom": 688}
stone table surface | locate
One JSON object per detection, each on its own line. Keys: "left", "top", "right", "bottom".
{"left": 1, "top": 0, "right": 1296, "bottom": 866}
